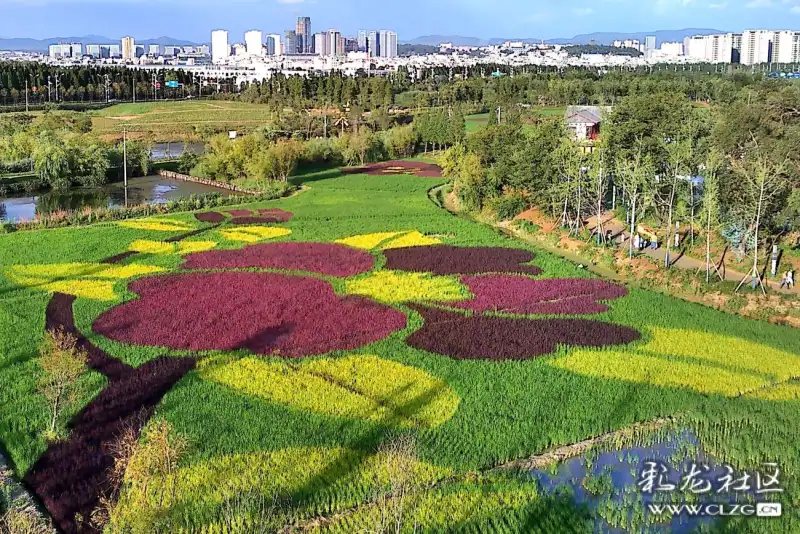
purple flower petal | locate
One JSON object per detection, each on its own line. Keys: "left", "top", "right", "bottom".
{"left": 406, "top": 304, "right": 640, "bottom": 360}
{"left": 384, "top": 245, "right": 542, "bottom": 276}
{"left": 93, "top": 272, "right": 406, "bottom": 357}
{"left": 453, "top": 276, "right": 628, "bottom": 315}
{"left": 182, "top": 242, "right": 374, "bottom": 277}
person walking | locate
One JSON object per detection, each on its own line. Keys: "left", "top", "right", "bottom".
{"left": 633, "top": 233, "right": 640, "bottom": 250}
{"left": 789, "top": 270, "right": 795, "bottom": 290}
{"left": 779, "top": 271, "right": 790, "bottom": 290}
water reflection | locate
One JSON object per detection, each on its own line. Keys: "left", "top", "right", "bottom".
{"left": 529, "top": 430, "right": 758, "bottom": 534}
{"left": 1, "top": 175, "right": 236, "bottom": 223}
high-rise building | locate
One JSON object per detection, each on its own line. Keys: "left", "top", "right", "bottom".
{"left": 48, "top": 42, "right": 82, "bottom": 58}
{"left": 211, "top": 30, "right": 229, "bottom": 64}
{"left": 645, "top": 36, "right": 657, "bottom": 52}
{"left": 685, "top": 35, "right": 708, "bottom": 60}
{"left": 314, "top": 32, "right": 329, "bottom": 56}
{"left": 741, "top": 30, "right": 773, "bottom": 65}
{"left": 233, "top": 43, "right": 247, "bottom": 56}
{"left": 266, "top": 34, "right": 282, "bottom": 56}
{"left": 660, "top": 42, "right": 684, "bottom": 57}
{"left": 85, "top": 44, "right": 100, "bottom": 57}
{"left": 326, "top": 30, "right": 342, "bottom": 56}
{"left": 121, "top": 36, "right": 136, "bottom": 60}
{"left": 197, "top": 45, "right": 211, "bottom": 55}
{"left": 285, "top": 31, "right": 298, "bottom": 55}
{"left": 379, "top": 30, "right": 397, "bottom": 58}
{"left": 345, "top": 37, "right": 359, "bottom": 53}
{"left": 164, "top": 45, "right": 181, "bottom": 57}
{"left": 148, "top": 44, "right": 162, "bottom": 56}
{"left": 368, "top": 31, "right": 380, "bottom": 57}
{"left": 245, "top": 30, "right": 264, "bottom": 56}
{"left": 296, "top": 17, "right": 312, "bottom": 53}
{"left": 357, "top": 30, "right": 368, "bottom": 52}
{"left": 135, "top": 45, "right": 145, "bottom": 58}
{"left": 772, "top": 30, "right": 800, "bottom": 63}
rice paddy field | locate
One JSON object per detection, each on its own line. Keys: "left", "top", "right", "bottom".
{"left": 90, "top": 101, "right": 275, "bottom": 140}
{"left": 1, "top": 163, "right": 799, "bottom": 533}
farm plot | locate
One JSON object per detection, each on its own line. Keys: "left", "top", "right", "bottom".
{"left": 90, "top": 101, "right": 275, "bottom": 139}
{"left": 0, "top": 166, "right": 799, "bottom": 533}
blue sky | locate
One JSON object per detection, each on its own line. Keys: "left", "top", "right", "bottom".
{"left": 0, "top": 0, "right": 799, "bottom": 42}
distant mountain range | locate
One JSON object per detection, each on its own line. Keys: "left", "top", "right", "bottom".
{"left": 0, "top": 35, "right": 201, "bottom": 52}
{"left": 405, "top": 29, "right": 725, "bottom": 47}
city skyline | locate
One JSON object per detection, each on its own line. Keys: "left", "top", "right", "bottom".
{"left": 4, "top": 0, "right": 800, "bottom": 43}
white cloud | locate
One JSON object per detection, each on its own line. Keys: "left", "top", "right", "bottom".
{"left": 745, "top": 0, "right": 772, "bottom": 7}
{"left": 708, "top": 2, "right": 728, "bottom": 8}
{"left": 572, "top": 7, "right": 595, "bottom": 16}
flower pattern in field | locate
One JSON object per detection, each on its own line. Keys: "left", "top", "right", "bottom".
{"left": 407, "top": 304, "right": 640, "bottom": 360}
{"left": 451, "top": 275, "right": 628, "bottom": 315}
{"left": 93, "top": 272, "right": 406, "bottom": 357}
{"left": 341, "top": 160, "right": 443, "bottom": 177}
{"left": 182, "top": 241, "right": 374, "bottom": 277}
{"left": 384, "top": 245, "right": 542, "bottom": 276}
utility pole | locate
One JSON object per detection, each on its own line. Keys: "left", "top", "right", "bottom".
{"left": 104, "top": 74, "right": 110, "bottom": 103}
{"left": 132, "top": 73, "right": 136, "bottom": 103}
{"left": 47, "top": 77, "right": 51, "bottom": 102}
{"left": 54, "top": 73, "right": 60, "bottom": 102}
{"left": 25, "top": 79, "right": 29, "bottom": 112}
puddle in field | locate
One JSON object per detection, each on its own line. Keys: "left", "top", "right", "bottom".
{"left": 529, "top": 429, "right": 768, "bottom": 534}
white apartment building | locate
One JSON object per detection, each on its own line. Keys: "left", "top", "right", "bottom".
{"left": 327, "top": 30, "right": 343, "bottom": 56}
{"left": 315, "top": 32, "right": 329, "bottom": 56}
{"left": 245, "top": 30, "right": 263, "bottom": 56}
{"left": 685, "top": 36, "right": 708, "bottom": 61}
{"left": 49, "top": 43, "right": 82, "bottom": 58}
{"left": 211, "top": 30, "right": 230, "bottom": 64}
{"left": 121, "top": 36, "right": 135, "bottom": 60}
{"left": 660, "top": 42, "right": 684, "bottom": 57}
{"left": 741, "top": 30, "right": 772, "bottom": 65}
{"left": 772, "top": 30, "right": 800, "bottom": 63}
{"left": 380, "top": 30, "right": 398, "bottom": 58}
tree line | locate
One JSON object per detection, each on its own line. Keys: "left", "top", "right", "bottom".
{"left": 0, "top": 61, "right": 777, "bottom": 112}
{"left": 442, "top": 82, "right": 800, "bottom": 285}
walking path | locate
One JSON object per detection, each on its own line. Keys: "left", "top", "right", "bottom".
{"left": 588, "top": 213, "right": 800, "bottom": 295}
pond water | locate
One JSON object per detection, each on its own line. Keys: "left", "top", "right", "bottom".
{"left": 0, "top": 175, "right": 236, "bottom": 223}
{"left": 529, "top": 430, "right": 763, "bottom": 534}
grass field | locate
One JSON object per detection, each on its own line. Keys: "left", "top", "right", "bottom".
{"left": 1, "top": 165, "right": 799, "bottom": 533}
{"left": 90, "top": 100, "right": 276, "bottom": 140}
{"left": 465, "top": 107, "right": 564, "bottom": 133}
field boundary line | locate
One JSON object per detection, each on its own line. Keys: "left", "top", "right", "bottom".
{"left": 491, "top": 416, "right": 679, "bottom": 472}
